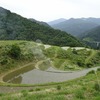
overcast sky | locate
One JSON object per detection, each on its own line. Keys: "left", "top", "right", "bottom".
{"left": 0, "top": 0, "right": 100, "bottom": 22}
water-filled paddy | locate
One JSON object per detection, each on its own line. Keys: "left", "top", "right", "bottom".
{"left": 3, "top": 64, "right": 99, "bottom": 84}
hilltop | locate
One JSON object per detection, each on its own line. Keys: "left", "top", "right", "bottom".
{"left": 0, "top": 7, "right": 83, "bottom": 47}
{"left": 48, "top": 18, "right": 66, "bottom": 25}
{"left": 29, "top": 18, "right": 50, "bottom": 27}
{"left": 49, "top": 18, "right": 100, "bottom": 37}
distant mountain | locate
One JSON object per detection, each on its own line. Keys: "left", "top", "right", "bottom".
{"left": 48, "top": 18, "right": 66, "bottom": 25}
{"left": 29, "top": 18, "right": 50, "bottom": 27}
{"left": 80, "top": 26, "right": 100, "bottom": 42}
{"left": 50, "top": 18, "right": 100, "bottom": 37}
{"left": 0, "top": 7, "right": 84, "bottom": 47}
{"left": 84, "top": 17, "right": 100, "bottom": 25}
{"left": 79, "top": 26, "right": 100, "bottom": 49}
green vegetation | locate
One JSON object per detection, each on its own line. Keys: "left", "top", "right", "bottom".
{"left": 0, "top": 40, "right": 100, "bottom": 74}
{"left": 21, "top": 90, "right": 29, "bottom": 97}
{"left": 81, "top": 26, "right": 100, "bottom": 42}
{"left": 94, "top": 83, "right": 100, "bottom": 92}
{"left": 8, "top": 44, "right": 21, "bottom": 59}
{"left": 0, "top": 7, "right": 84, "bottom": 47}
{"left": 0, "top": 7, "right": 100, "bottom": 100}
{"left": 80, "top": 26, "right": 100, "bottom": 49}
{"left": 87, "top": 70, "right": 96, "bottom": 75}
{"left": 50, "top": 18, "right": 100, "bottom": 49}
{"left": 44, "top": 46, "right": 100, "bottom": 70}
{"left": 0, "top": 40, "right": 44, "bottom": 73}
{"left": 0, "top": 41, "right": 99, "bottom": 100}
{"left": 56, "top": 85, "right": 61, "bottom": 90}
{"left": 0, "top": 68, "right": 100, "bottom": 100}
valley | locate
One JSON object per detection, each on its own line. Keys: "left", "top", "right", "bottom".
{"left": 0, "top": 6, "right": 100, "bottom": 100}
{"left": 48, "top": 18, "right": 100, "bottom": 49}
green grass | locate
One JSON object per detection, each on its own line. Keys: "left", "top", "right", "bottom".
{"left": 0, "top": 40, "right": 100, "bottom": 73}
{"left": 45, "top": 46, "right": 100, "bottom": 70}
{"left": 0, "top": 40, "right": 46, "bottom": 73}
{"left": 0, "top": 40, "right": 100, "bottom": 85}
{"left": 0, "top": 41, "right": 100, "bottom": 100}
{"left": 0, "top": 69, "right": 100, "bottom": 100}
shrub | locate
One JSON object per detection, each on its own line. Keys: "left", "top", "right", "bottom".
{"left": 57, "top": 85, "right": 61, "bottom": 90}
{"left": 0, "top": 93, "right": 4, "bottom": 96}
{"left": 77, "top": 59, "right": 84, "bottom": 67}
{"left": 97, "top": 68, "right": 100, "bottom": 71}
{"left": 29, "top": 89, "right": 34, "bottom": 92}
{"left": 35, "top": 88, "right": 40, "bottom": 91}
{"left": 0, "top": 58, "right": 8, "bottom": 65}
{"left": 94, "top": 83, "right": 100, "bottom": 92}
{"left": 75, "top": 90, "right": 85, "bottom": 99}
{"left": 72, "top": 49, "right": 77, "bottom": 54}
{"left": 86, "top": 62, "right": 93, "bottom": 68}
{"left": 87, "top": 70, "right": 95, "bottom": 75}
{"left": 8, "top": 44, "right": 21, "bottom": 59}
{"left": 21, "top": 90, "right": 28, "bottom": 97}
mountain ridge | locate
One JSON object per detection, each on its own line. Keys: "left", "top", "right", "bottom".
{"left": 29, "top": 18, "right": 50, "bottom": 27}
{"left": 49, "top": 18, "right": 100, "bottom": 37}
{"left": 0, "top": 7, "right": 84, "bottom": 47}
{"left": 48, "top": 18, "right": 66, "bottom": 25}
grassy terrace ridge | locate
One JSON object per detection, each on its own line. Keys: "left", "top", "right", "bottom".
{"left": 0, "top": 68, "right": 100, "bottom": 100}
{"left": 0, "top": 40, "right": 100, "bottom": 100}
{"left": 0, "top": 40, "right": 100, "bottom": 75}
{"left": 0, "top": 40, "right": 100, "bottom": 71}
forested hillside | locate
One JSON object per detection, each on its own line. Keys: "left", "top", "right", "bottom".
{"left": 0, "top": 7, "right": 84, "bottom": 47}
{"left": 29, "top": 18, "right": 50, "bottom": 27}
{"left": 79, "top": 26, "right": 100, "bottom": 49}
{"left": 80, "top": 26, "right": 100, "bottom": 42}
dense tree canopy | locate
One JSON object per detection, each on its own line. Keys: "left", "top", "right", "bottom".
{"left": 0, "top": 7, "right": 84, "bottom": 47}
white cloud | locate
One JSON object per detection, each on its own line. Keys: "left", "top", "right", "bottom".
{"left": 0, "top": 0, "right": 100, "bottom": 21}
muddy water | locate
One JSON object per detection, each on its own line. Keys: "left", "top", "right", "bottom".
{"left": 3, "top": 65, "right": 99, "bottom": 84}
{"left": 3, "top": 64, "right": 35, "bottom": 84}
